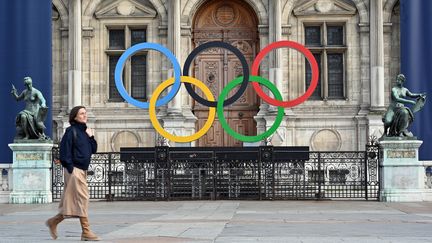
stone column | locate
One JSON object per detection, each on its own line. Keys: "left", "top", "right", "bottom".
{"left": 379, "top": 140, "right": 427, "bottom": 202}
{"left": 162, "top": 0, "right": 191, "bottom": 146}
{"left": 68, "top": 0, "right": 82, "bottom": 110}
{"left": 262, "top": 0, "right": 287, "bottom": 145}
{"left": 268, "top": 0, "right": 292, "bottom": 116}
{"left": 370, "top": 0, "right": 385, "bottom": 110}
{"left": 167, "top": 0, "right": 181, "bottom": 115}
{"left": 269, "top": 0, "right": 282, "bottom": 69}
{"left": 269, "top": 0, "right": 283, "bottom": 112}
{"left": 8, "top": 143, "right": 54, "bottom": 203}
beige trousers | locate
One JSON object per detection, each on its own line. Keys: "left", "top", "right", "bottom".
{"left": 58, "top": 167, "right": 89, "bottom": 218}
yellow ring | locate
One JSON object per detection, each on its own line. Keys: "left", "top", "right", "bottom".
{"left": 149, "top": 76, "right": 216, "bottom": 143}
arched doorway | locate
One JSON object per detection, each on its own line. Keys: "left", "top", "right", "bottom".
{"left": 192, "top": 0, "right": 259, "bottom": 147}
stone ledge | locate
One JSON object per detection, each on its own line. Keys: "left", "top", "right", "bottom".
{"left": 10, "top": 191, "right": 52, "bottom": 204}
{"left": 8, "top": 143, "right": 55, "bottom": 151}
{"left": 0, "top": 191, "right": 10, "bottom": 204}
{"left": 422, "top": 190, "right": 432, "bottom": 201}
{"left": 380, "top": 189, "right": 426, "bottom": 202}
{"left": 379, "top": 140, "right": 423, "bottom": 149}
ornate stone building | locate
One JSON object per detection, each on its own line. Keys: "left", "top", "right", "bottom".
{"left": 51, "top": 0, "right": 401, "bottom": 152}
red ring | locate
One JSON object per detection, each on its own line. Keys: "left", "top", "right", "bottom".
{"left": 251, "top": 40, "right": 319, "bottom": 108}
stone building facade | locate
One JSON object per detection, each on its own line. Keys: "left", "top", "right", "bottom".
{"left": 51, "top": 0, "right": 401, "bottom": 152}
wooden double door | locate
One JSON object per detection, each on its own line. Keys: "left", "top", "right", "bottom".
{"left": 192, "top": 0, "right": 259, "bottom": 147}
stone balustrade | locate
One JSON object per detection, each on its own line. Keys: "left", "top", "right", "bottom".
{"left": 424, "top": 161, "right": 432, "bottom": 189}
{"left": 0, "top": 164, "right": 12, "bottom": 203}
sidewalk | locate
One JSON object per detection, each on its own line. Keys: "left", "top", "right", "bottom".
{"left": 0, "top": 200, "right": 431, "bottom": 242}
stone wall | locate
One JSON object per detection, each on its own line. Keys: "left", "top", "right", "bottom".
{"left": 51, "top": 0, "right": 402, "bottom": 152}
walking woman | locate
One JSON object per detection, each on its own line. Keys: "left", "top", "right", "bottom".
{"left": 46, "top": 106, "right": 99, "bottom": 241}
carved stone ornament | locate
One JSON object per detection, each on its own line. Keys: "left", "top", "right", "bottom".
{"left": 315, "top": 0, "right": 334, "bottom": 13}
{"left": 95, "top": 0, "right": 157, "bottom": 19}
{"left": 117, "top": 1, "right": 135, "bottom": 16}
{"left": 214, "top": 4, "right": 236, "bottom": 26}
{"left": 311, "top": 129, "right": 342, "bottom": 151}
{"left": 157, "top": 134, "right": 170, "bottom": 147}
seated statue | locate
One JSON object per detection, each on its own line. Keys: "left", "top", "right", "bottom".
{"left": 382, "top": 74, "right": 426, "bottom": 138}
{"left": 11, "top": 77, "right": 49, "bottom": 140}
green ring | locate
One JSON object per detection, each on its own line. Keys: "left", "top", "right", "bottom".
{"left": 217, "top": 75, "right": 284, "bottom": 142}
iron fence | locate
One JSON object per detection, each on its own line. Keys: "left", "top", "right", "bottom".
{"left": 52, "top": 144, "right": 379, "bottom": 201}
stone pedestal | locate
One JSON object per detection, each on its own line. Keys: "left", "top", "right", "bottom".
{"left": 8, "top": 143, "right": 54, "bottom": 204}
{"left": 379, "top": 139, "right": 425, "bottom": 202}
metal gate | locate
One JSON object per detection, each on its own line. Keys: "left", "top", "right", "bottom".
{"left": 52, "top": 141, "right": 379, "bottom": 201}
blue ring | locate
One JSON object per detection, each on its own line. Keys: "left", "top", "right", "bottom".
{"left": 115, "top": 43, "right": 181, "bottom": 108}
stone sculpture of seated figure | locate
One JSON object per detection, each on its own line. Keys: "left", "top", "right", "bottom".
{"left": 11, "top": 77, "right": 49, "bottom": 140}
{"left": 382, "top": 74, "right": 426, "bottom": 138}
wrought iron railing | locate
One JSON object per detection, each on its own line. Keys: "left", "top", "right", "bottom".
{"left": 52, "top": 145, "right": 380, "bottom": 201}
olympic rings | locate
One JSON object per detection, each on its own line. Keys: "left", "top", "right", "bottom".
{"left": 217, "top": 76, "right": 284, "bottom": 142}
{"left": 116, "top": 40, "right": 319, "bottom": 143}
{"left": 183, "top": 41, "right": 250, "bottom": 107}
{"left": 149, "top": 76, "right": 216, "bottom": 142}
{"left": 115, "top": 43, "right": 181, "bottom": 108}
{"left": 251, "top": 40, "right": 319, "bottom": 108}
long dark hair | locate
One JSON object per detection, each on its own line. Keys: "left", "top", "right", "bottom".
{"left": 69, "top": 106, "right": 86, "bottom": 124}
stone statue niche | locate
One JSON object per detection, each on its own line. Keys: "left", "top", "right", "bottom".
{"left": 11, "top": 77, "right": 50, "bottom": 141}
{"left": 381, "top": 74, "right": 427, "bottom": 139}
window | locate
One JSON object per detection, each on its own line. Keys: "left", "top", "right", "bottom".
{"left": 106, "top": 27, "right": 147, "bottom": 101}
{"left": 305, "top": 24, "right": 346, "bottom": 100}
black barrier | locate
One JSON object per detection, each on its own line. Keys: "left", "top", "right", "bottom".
{"left": 52, "top": 145, "right": 379, "bottom": 201}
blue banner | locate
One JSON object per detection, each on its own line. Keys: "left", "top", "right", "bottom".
{"left": 0, "top": 0, "right": 52, "bottom": 163}
{"left": 401, "top": 0, "right": 432, "bottom": 160}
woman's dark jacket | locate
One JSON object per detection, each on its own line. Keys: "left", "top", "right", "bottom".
{"left": 60, "top": 122, "right": 97, "bottom": 173}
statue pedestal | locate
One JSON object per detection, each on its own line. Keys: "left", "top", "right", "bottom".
{"left": 379, "top": 139, "right": 426, "bottom": 202}
{"left": 8, "top": 143, "right": 54, "bottom": 204}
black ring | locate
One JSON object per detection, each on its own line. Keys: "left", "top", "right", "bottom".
{"left": 183, "top": 41, "right": 250, "bottom": 107}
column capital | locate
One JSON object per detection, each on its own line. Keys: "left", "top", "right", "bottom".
{"left": 358, "top": 23, "right": 370, "bottom": 33}
{"left": 82, "top": 27, "right": 94, "bottom": 38}
{"left": 282, "top": 25, "right": 292, "bottom": 36}
{"left": 258, "top": 25, "right": 269, "bottom": 35}
{"left": 158, "top": 25, "right": 168, "bottom": 36}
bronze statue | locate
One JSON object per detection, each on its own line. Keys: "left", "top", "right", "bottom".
{"left": 11, "top": 77, "right": 49, "bottom": 140}
{"left": 382, "top": 74, "right": 426, "bottom": 138}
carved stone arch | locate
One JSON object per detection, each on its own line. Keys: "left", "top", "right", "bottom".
{"left": 350, "top": 0, "right": 369, "bottom": 23}
{"left": 282, "top": 0, "right": 295, "bottom": 25}
{"left": 110, "top": 130, "right": 142, "bottom": 152}
{"left": 183, "top": 0, "right": 267, "bottom": 25}
{"left": 52, "top": 0, "right": 68, "bottom": 27}
{"left": 283, "top": 0, "right": 369, "bottom": 24}
{"left": 82, "top": 0, "right": 167, "bottom": 26}
{"left": 383, "top": 0, "right": 399, "bottom": 22}
{"left": 82, "top": 0, "right": 102, "bottom": 26}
